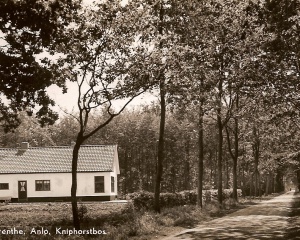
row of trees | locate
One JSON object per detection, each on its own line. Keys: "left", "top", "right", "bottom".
{"left": 1, "top": 0, "right": 300, "bottom": 228}
{"left": 0, "top": 100, "right": 293, "bottom": 196}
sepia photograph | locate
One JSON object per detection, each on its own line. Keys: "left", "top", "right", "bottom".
{"left": 0, "top": 0, "right": 299, "bottom": 239}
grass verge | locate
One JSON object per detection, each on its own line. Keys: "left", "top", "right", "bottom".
{"left": 0, "top": 195, "right": 277, "bottom": 240}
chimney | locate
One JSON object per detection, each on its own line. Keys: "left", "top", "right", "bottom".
{"left": 21, "top": 142, "right": 29, "bottom": 150}
{"left": 71, "top": 141, "right": 75, "bottom": 148}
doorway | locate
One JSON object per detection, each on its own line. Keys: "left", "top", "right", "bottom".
{"left": 18, "top": 181, "right": 27, "bottom": 201}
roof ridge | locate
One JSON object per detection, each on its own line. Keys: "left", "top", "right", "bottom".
{"left": 29, "top": 145, "right": 116, "bottom": 149}
{"left": 0, "top": 144, "right": 117, "bottom": 151}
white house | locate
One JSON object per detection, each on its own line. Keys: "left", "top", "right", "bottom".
{"left": 0, "top": 142, "right": 119, "bottom": 202}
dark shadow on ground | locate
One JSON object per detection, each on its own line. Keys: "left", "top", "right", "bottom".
{"left": 169, "top": 192, "right": 299, "bottom": 240}
{"left": 285, "top": 192, "right": 300, "bottom": 239}
{"left": 209, "top": 196, "right": 279, "bottom": 219}
{"left": 180, "top": 230, "right": 285, "bottom": 240}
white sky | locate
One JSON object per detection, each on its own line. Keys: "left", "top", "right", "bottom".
{"left": 47, "top": 0, "right": 157, "bottom": 115}
{"left": 47, "top": 82, "right": 158, "bottom": 115}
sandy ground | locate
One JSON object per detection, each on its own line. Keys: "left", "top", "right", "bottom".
{"left": 164, "top": 191, "right": 300, "bottom": 240}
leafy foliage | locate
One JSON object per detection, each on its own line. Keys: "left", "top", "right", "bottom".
{"left": 0, "top": 0, "right": 80, "bottom": 128}
{"left": 1, "top": 1, "right": 299, "bottom": 219}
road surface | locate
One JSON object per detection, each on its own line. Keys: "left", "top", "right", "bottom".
{"left": 164, "top": 191, "right": 300, "bottom": 240}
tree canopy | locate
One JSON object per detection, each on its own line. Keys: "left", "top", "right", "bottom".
{"left": 1, "top": 0, "right": 300, "bottom": 228}
{"left": 0, "top": 0, "right": 80, "bottom": 128}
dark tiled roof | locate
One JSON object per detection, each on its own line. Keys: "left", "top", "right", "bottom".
{"left": 0, "top": 145, "right": 117, "bottom": 174}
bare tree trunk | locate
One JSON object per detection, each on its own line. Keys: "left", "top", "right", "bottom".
{"left": 258, "top": 173, "right": 261, "bottom": 198}
{"left": 217, "top": 111, "right": 223, "bottom": 204}
{"left": 254, "top": 171, "right": 257, "bottom": 197}
{"left": 197, "top": 98, "right": 204, "bottom": 208}
{"left": 270, "top": 174, "right": 273, "bottom": 194}
{"left": 217, "top": 76, "right": 224, "bottom": 205}
{"left": 184, "top": 139, "right": 191, "bottom": 190}
{"left": 274, "top": 175, "right": 276, "bottom": 193}
{"left": 225, "top": 91, "right": 239, "bottom": 201}
{"left": 265, "top": 174, "right": 269, "bottom": 195}
{"left": 232, "top": 158, "right": 237, "bottom": 198}
{"left": 252, "top": 125, "right": 260, "bottom": 197}
{"left": 71, "top": 136, "right": 84, "bottom": 230}
{"left": 154, "top": 74, "right": 166, "bottom": 212}
{"left": 250, "top": 175, "right": 253, "bottom": 198}
{"left": 297, "top": 170, "right": 300, "bottom": 192}
{"left": 210, "top": 152, "right": 213, "bottom": 186}
{"left": 242, "top": 163, "right": 245, "bottom": 196}
{"left": 232, "top": 96, "right": 239, "bottom": 201}
{"left": 154, "top": 1, "right": 165, "bottom": 213}
{"left": 225, "top": 158, "right": 229, "bottom": 189}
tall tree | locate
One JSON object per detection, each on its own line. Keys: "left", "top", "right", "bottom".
{"left": 153, "top": 0, "right": 166, "bottom": 214}
{"left": 137, "top": 0, "right": 191, "bottom": 212}
{"left": 225, "top": 90, "right": 240, "bottom": 201}
{"left": 198, "top": 0, "right": 260, "bottom": 204}
{"left": 55, "top": 0, "right": 154, "bottom": 228}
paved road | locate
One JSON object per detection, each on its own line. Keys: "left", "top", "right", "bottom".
{"left": 164, "top": 191, "right": 300, "bottom": 240}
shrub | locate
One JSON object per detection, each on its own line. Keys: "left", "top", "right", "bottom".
{"left": 101, "top": 209, "right": 159, "bottom": 239}
{"left": 127, "top": 191, "right": 154, "bottom": 210}
{"left": 127, "top": 191, "right": 198, "bottom": 211}
{"left": 161, "top": 205, "right": 205, "bottom": 228}
{"left": 203, "top": 201, "right": 221, "bottom": 216}
{"left": 222, "top": 198, "right": 238, "bottom": 210}
{"left": 127, "top": 189, "right": 243, "bottom": 211}
{"left": 179, "top": 190, "right": 197, "bottom": 205}
{"left": 204, "top": 189, "right": 243, "bottom": 203}
{"left": 78, "top": 203, "right": 88, "bottom": 221}
{"left": 203, "top": 190, "right": 212, "bottom": 203}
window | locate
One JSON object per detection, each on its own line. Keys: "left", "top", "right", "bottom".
{"left": 111, "top": 177, "right": 115, "bottom": 192}
{"left": 95, "top": 176, "right": 104, "bottom": 193}
{"left": 0, "top": 183, "right": 9, "bottom": 190}
{"left": 35, "top": 180, "right": 50, "bottom": 191}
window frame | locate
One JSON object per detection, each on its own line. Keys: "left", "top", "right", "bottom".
{"left": 111, "top": 176, "right": 115, "bottom": 193}
{"left": 95, "top": 176, "right": 105, "bottom": 193}
{"left": 35, "top": 180, "right": 50, "bottom": 191}
{"left": 0, "top": 183, "right": 9, "bottom": 190}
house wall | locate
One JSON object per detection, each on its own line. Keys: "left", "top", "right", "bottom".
{"left": 0, "top": 172, "right": 118, "bottom": 202}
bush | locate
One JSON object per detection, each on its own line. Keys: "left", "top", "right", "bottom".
{"left": 101, "top": 207, "right": 159, "bottom": 240}
{"left": 78, "top": 203, "right": 88, "bottom": 221}
{"left": 222, "top": 198, "right": 238, "bottom": 210}
{"left": 127, "top": 191, "right": 198, "bottom": 211}
{"left": 161, "top": 205, "right": 204, "bottom": 228}
{"left": 203, "top": 190, "right": 212, "bottom": 203}
{"left": 127, "top": 189, "right": 243, "bottom": 211}
{"left": 179, "top": 190, "right": 197, "bottom": 205}
{"left": 203, "top": 201, "right": 221, "bottom": 215}
{"left": 127, "top": 191, "right": 154, "bottom": 210}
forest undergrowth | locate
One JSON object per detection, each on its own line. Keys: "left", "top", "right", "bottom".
{"left": 0, "top": 194, "right": 279, "bottom": 240}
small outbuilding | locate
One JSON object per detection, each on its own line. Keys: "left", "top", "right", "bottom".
{"left": 0, "top": 142, "right": 119, "bottom": 202}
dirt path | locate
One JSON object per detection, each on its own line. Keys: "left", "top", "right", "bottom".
{"left": 164, "top": 191, "right": 300, "bottom": 240}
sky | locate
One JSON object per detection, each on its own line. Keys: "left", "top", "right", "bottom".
{"left": 46, "top": 0, "right": 157, "bottom": 115}
{"left": 46, "top": 82, "right": 158, "bottom": 115}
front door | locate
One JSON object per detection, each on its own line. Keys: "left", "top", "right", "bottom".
{"left": 18, "top": 181, "right": 27, "bottom": 201}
